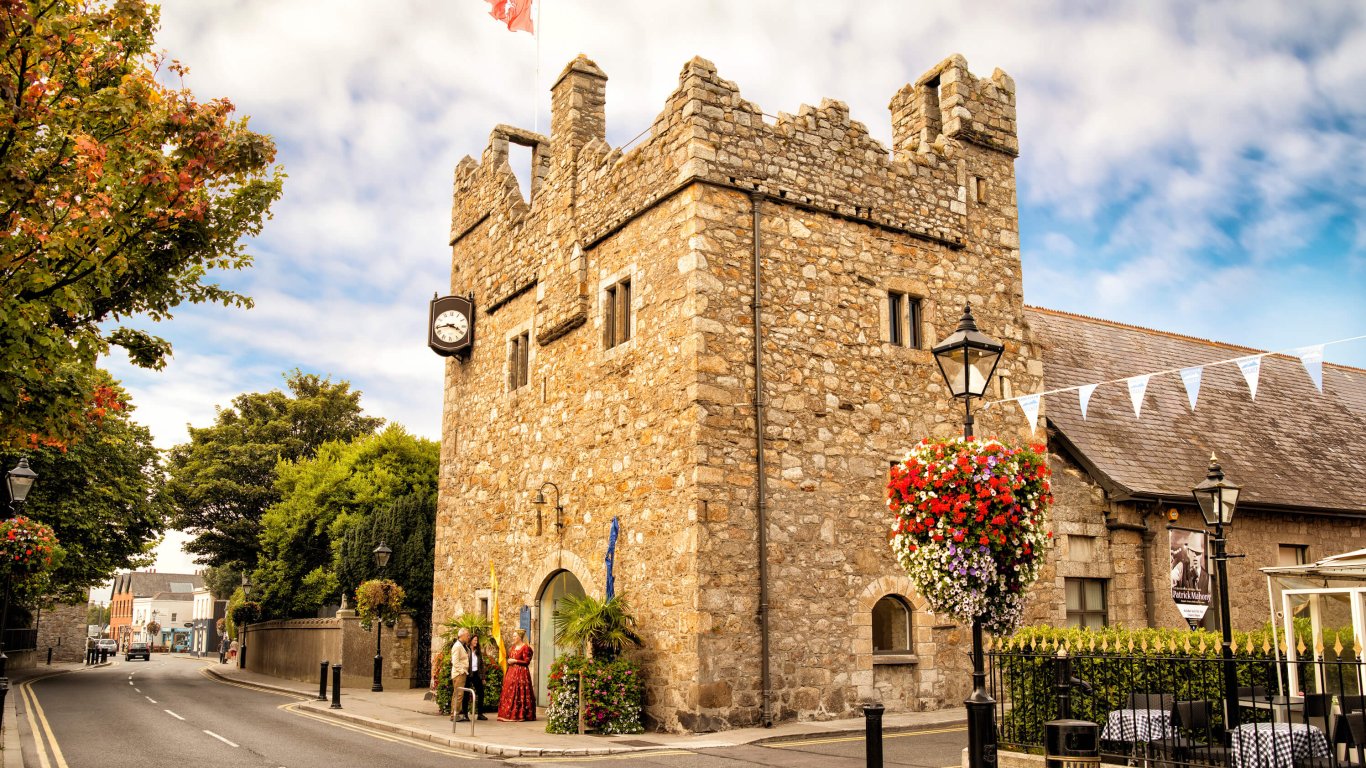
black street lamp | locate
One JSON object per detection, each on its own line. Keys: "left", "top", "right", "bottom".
{"left": 532, "top": 482, "right": 564, "bottom": 537}
{"left": 2, "top": 458, "right": 38, "bottom": 727}
{"left": 1192, "top": 455, "right": 1241, "bottom": 734}
{"left": 931, "top": 306, "right": 1005, "bottom": 768}
{"left": 371, "top": 541, "right": 392, "bottom": 692}
{"left": 239, "top": 573, "right": 251, "bottom": 669}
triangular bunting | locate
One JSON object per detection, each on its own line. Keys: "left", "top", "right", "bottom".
{"left": 1077, "top": 384, "right": 1097, "bottom": 420}
{"left": 1126, "top": 374, "right": 1150, "bottom": 418}
{"left": 1236, "top": 356, "right": 1263, "bottom": 400}
{"left": 1017, "top": 394, "right": 1041, "bottom": 434}
{"left": 1179, "top": 366, "right": 1203, "bottom": 411}
{"left": 1297, "top": 345, "right": 1325, "bottom": 392}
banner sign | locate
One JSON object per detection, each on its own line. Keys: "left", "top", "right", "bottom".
{"left": 1169, "top": 526, "right": 1210, "bottom": 628}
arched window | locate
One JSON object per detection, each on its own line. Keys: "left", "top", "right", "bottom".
{"left": 872, "top": 595, "right": 912, "bottom": 653}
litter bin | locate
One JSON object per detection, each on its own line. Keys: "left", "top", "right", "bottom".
{"left": 1045, "top": 719, "right": 1100, "bottom": 768}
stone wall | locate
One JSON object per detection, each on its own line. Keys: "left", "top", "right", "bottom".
{"left": 435, "top": 51, "right": 1039, "bottom": 733}
{"left": 243, "top": 612, "right": 417, "bottom": 689}
{"left": 36, "top": 601, "right": 88, "bottom": 663}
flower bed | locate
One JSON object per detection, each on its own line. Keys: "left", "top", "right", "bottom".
{"left": 887, "top": 438, "right": 1052, "bottom": 635}
{"left": 546, "top": 655, "right": 644, "bottom": 734}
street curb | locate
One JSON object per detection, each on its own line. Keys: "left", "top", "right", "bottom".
{"left": 203, "top": 667, "right": 314, "bottom": 699}
{"left": 750, "top": 716, "right": 968, "bottom": 746}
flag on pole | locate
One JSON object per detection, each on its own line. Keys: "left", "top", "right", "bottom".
{"left": 489, "top": 561, "right": 506, "bottom": 671}
{"left": 486, "top": 0, "right": 534, "bottom": 34}
{"left": 605, "top": 517, "right": 619, "bottom": 600}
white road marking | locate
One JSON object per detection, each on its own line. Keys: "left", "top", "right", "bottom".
{"left": 165, "top": 710, "right": 185, "bottom": 721}
{"left": 203, "top": 730, "right": 239, "bottom": 748}
{"left": 133, "top": 688, "right": 140, "bottom": 693}
{"left": 145, "top": 696, "right": 157, "bottom": 704}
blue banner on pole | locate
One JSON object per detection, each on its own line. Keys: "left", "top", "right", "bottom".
{"left": 605, "top": 516, "right": 619, "bottom": 599}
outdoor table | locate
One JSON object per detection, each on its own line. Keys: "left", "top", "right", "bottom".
{"left": 1101, "top": 708, "right": 1176, "bottom": 744}
{"left": 1238, "top": 695, "right": 1305, "bottom": 725}
{"left": 1230, "top": 722, "right": 1329, "bottom": 768}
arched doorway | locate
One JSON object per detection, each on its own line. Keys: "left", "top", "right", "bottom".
{"left": 536, "top": 569, "right": 585, "bottom": 705}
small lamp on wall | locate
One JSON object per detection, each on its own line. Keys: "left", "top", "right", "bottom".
{"left": 532, "top": 482, "right": 564, "bottom": 536}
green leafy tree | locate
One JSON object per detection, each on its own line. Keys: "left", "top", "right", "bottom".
{"left": 0, "top": 374, "right": 167, "bottom": 602}
{"left": 0, "top": 0, "right": 284, "bottom": 451}
{"left": 335, "top": 491, "right": 435, "bottom": 636}
{"left": 253, "top": 425, "right": 436, "bottom": 618}
{"left": 86, "top": 603, "right": 110, "bottom": 627}
{"left": 552, "top": 593, "right": 643, "bottom": 661}
{"left": 163, "top": 371, "right": 382, "bottom": 570}
{"left": 200, "top": 564, "right": 243, "bottom": 601}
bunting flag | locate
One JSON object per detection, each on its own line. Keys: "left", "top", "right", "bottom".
{"left": 1179, "top": 366, "right": 1203, "bottom": 411}
{"left": 489, "top": 561, "right": 506, "bottom": 671}
{"left": 978, "top": 333, "right": 1363, "bottom": 427}
{"left": 1077, "top": 384, "right": 1097, "bottom": 420}
{"left": 1297, "top": 345, "right": 1325, "bottom": 392}
{"left": 1126, "top": 374, "right": 1151, "bottom": 418}
{"left": 1236, "top": 355, "right": 1263, "bottom": 400}
{"left": 486, "top": 0, "right": 534, "bottom": 33}
{"left": 1017, "top": 394, "right": 1041, "bottom": 433}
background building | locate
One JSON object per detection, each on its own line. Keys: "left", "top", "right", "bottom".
{"left": 109, "top": 572, "right": 202, "bottom": 649}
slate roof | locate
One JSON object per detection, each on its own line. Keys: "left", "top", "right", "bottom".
{"left": 1026, "top": 307, "right": 1366, "bottom": 513}
{"left": 111, "top": 572, "right": 203, "bottom": 598}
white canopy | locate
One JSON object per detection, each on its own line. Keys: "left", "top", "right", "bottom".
{"left": 1261, "top": 548, "right": 1366, "bottom": 696}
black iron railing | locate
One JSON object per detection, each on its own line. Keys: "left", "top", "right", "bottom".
{"left": 992, "top": 642, "right": 1366, "bottom": 768}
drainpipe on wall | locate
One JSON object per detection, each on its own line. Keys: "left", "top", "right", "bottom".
{"left": 750, "top": 191, "right": 773, "bottom": 728}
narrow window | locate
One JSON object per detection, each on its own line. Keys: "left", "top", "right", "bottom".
{"left": 508, "top": 331, "right": 530, "bottom": 391}
{"left": 604, "top": 278, "right": 632, "bottom": 349}
{"left": 872, "top": 595, "right": 913, "bottom": 653}
{"left": 478, "top": 597, "right": 490, "bottom": 618}
{"left": 1064, "top": 578, "right": 1108, "bottom": 628}
{"left": 887, "top": 291, "right": 922, "bottom": 349}
{"left": 1278, "top": 544, "right": 1308, "bottom": 566}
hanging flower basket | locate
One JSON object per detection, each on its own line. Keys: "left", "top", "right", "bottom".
{"left": 887, "top": 438, "right": 1053, "bottom": 635}
{"left": 0, "top": 516, "right": 60, "bottom": 575}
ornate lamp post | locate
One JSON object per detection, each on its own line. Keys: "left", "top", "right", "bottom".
{"left": 532, "top": 482, "right": 564, "bottom": 537}
{"left": 1192, "top": 455, "right": 1241, "bottom": 734}
{"left": 371, "top": 541, "right": 392, "bottom": 692}
{"left": 238, "top": 573, "right": 251, "bottom": 669}
{"left": 931, "top": 305, "right": 1005, "bottom": 768}
{"left": 1, "top": 458, "right": 37, "bottom": 726}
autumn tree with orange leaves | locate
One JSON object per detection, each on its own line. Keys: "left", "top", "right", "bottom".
{"left": 0, "top": 0, "right": 283, "bottom": 450}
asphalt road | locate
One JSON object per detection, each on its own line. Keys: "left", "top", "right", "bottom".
{"left": 13, "top": 657, "right": 967, "bottom": 767}
{"left": 15, "top": 657, "right": 501, "bottom": 767}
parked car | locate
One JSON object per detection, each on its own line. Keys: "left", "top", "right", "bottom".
{"left": 125, "top": 641, "right": 150, "bottom": 661}
{"left": 96, "top": 638, "right": 117, "bottom": 654}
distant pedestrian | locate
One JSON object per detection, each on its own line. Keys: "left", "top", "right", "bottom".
{"left": 219, "top": 635, "right": 228, "bottom": 664}
{"left": 468, "top": 635, "right": 487, "bottom": 720}
{"left": 450, "top": 628, "right": 472, "bottom": 722}
{"left": 85, "top": 637, "right": 96, "bottom": 665}
{"left": 228, "top": 639, "right": 238, "bottom": 660}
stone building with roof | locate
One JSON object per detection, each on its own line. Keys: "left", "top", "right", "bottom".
{"left": 1025, "top": 307, "right": 1366, "bottom": 633}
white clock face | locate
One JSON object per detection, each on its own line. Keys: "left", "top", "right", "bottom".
{"left": 434, "top": 309, "right": 469, "bottom": 343}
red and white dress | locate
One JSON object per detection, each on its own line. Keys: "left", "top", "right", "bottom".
{"left": 497, "top": 643, "right": 536, "bottom": 721}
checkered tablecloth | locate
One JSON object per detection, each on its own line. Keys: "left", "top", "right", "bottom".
{"left": 1101, "top": 708, "right": 1175, "bottom": 743}
{"left": 1230, "top": 722, "right": 1330, "bottom": 768}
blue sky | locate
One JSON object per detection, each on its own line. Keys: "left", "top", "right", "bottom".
{"left": 105, "top": 0, "right": 1366, "bottom": 573}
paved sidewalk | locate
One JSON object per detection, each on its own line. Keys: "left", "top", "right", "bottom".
{"left": 196, "top": 657, "right": 966, "bottom": 758}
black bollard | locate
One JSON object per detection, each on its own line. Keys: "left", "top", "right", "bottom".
{"left": 1054, "top": 648, "right": 1071, "bottom": 720}
{"left": 864, "top": 702, "right": 885, "bottom": 768}
{"left": 330, "top": 663, "right": 342, "bottom": 709}
{"left": 318, "top": 660, "right": 329, "bottom": 701}
{"left": 46, "top": 647, "right": 52, "bottom": 665}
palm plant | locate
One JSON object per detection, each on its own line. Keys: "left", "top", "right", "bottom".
{"left": 552, "top": 593, "right": 642, "bottom": 660}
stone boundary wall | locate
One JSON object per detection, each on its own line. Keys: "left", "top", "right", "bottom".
{"left": 36, "top": 601, "right": 88, "bottom": 663}
{"left": 243, "top": 612, "right": 418, "bottom": 690}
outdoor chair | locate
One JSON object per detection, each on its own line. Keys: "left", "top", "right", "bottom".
{"left": 1238, "top": 686, "right": 1272, "bottom": 702}
{"left": 1301, "top": 711, "right": 1364, "bottom": 768}
{"left": 1128, "top": 693, "right": 1178, "bottom": 712}
{"left": 1304, "top": 694, "right": 1334, "bottom": 735}
{"left": 1341, "top": 697, "right": 1366, "bottom": 715}
{"left": 1150, "top": 701, "right": 1230, "bottom": 768}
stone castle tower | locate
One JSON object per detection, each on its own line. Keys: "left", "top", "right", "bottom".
{"left": 433, "top": 52, "right": 1043, "bottom": 731}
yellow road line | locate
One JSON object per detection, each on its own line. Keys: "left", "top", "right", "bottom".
{"left": 281, "top": 702, "right": 479, "bottom": 759}
{"left": 772, "top": 724, "right": 967, "bottom": 748}
{"left": 518, "top": 750, "right": 695, "bottom": 762}
{"left": 20, "top": 676, "right": 71, "bottom": 768}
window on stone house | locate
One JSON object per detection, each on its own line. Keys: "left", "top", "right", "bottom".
{"left": 508, "top": 331, "right": 530, "bottom": 391}
{"left": 888, "top": 291, "right": 922, "bottom": 348}
{"left": 479, "top": 597, "right": 489, "bottom": 618}
{"left": 872, "top": 595, "right": 913, "bottom": 653}
{"left": 604, "top": 277, "right": 632, "bottom": 349}
{"left": 1278, "top": 544, "right": 1308, "bottom": 567}
{"left": 1065, "top": 578, "right": 1107, "bottom": 629}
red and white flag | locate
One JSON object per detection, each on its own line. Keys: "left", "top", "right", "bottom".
{"left": 486, "top": 0, "right": 534, "bottom": 34}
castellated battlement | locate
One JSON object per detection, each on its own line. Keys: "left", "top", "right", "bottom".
{"left": 450, "top": 53, "right": 1019, "bottom": 344}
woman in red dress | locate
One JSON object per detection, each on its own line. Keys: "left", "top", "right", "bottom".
{"left": 497, "top": 629, "right": 536, "bottom": 721}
